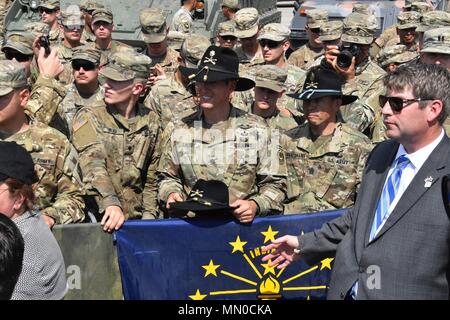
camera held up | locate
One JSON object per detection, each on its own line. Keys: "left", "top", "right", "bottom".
{"left": 336, "top": 43, "right": 360, "bottom": 69}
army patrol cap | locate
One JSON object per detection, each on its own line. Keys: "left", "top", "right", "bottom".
{"left": 0, "top": 60, "right": 28, "bottom": 96}
{"left": 306, "top": 9, "right": 328, "bottom": 29}
{"left": 404, "top": 0, "right": 426, "bottom": 9}
{"left": 92, "top": 8, "right": 113, "bottom": 24}
{"left": 416, "top": 11, "right": 450, "bottom": 32}
{"left": 397, "top": 11, "right": 421, "bottom": 30}
{"left": 411, "top": 2, "right": 433, "bottom": 14}
{"left": 218, "top": 20, "right": 237, "bottom": 37}
{"left": 72, "top": 45, "right": 101, "bottom": 64}
{"left": 38, "top": 0, "right": 60, "bottom": 10}
{"left": 2, "top": 32, "right": 35, "bottom": 56}
{"left": 377, "top": 44, "right": 418, "bottom": 67}
{"left": 318, "top": 20, "right": 344, "bottom": 42}
{"left": 80, "top": 0, "right": 105, "bottom": 11}
{"left": 254, "top": 65, "right": 287, "bottom": 93}
{"left": 342, "top": 13, "right": 376, "bottom": 45}
{"left": 421, "top": 27, "right": 450, "bottom": 55}
{"left": 167, "top": 30, "right": 187, "bottom": 51}
{"left": 100, "top": 51, "right": 152, "bottom": 81}
{"left": 139, "top": 8, "right": 168, "bottom": 44}
{"left": 61, "top": 7, "right": 85, "bottom": 27}
{"left": 0, "top": 141, "right": 38, "bottom": 185}
{"left": 24, "top": 22, "right": 50, "bottom": 36}
{"left": 222, "top": 0, "right": 240, "bottom": 9}
{"left": 234, "top": 8, "right": 259, "bottom": 38}
{"left": 257, "top": 23, "right": 290, "bottom": 42}
{"left": 180, "top": 34, "right": 211, "bottom": 68}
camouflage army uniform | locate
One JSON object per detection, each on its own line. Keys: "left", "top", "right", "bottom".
{"left": 72, "top": 51, "right": 161, "bottom": 219}
{"left": 80, "top": 0, "right": 104, "bottom": 43}
{"left": 90, "top": 9, "right": 132, "bottom": 66}
{"left": 288, "top": 9, "right": 328, "bottom": 70}
{"left": 0, "top": 0, "right": 13, "bottom": 38}
{"left": 139, "top": 8, "right": 181, "bottom": 75}
{"left": 157, "top": 106, "right": 288, "bottom": 216}
{"left": 53, "top": 43, "right": 78, "bottom": 85}
{"left": 1, "top": 120, "right": 85, "bottom": 224}
{"left": 144, "top": 75, "right": 195, "bottom": 129}
{"left": 171, "top": 6, "right": 194, "bottom": 34}
{"left": 415, "top": 11, "right": 450, "bottom": 34}
{"left": 283, "top": 122, "right": 373, "bottom": 214}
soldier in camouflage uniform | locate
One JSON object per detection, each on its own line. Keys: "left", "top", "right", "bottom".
{"left": 416, "top": 11, "right": 450, "bottom": 50}
{"left": 52, "top": 7, "right": 85, "bottom": 86}
{"left": 167, "top": 30, "right": 187, "bottom": 51}
{"left": 89, "top": 8, "right": 131, "bottom": 66}
{"left": 217, "top": 20, "right": 238, "bottom": 49}
{"left": 171, "top": 0, "right": 196, "bottom": 35}
{"left": 139, "top": 8, "right": 180, "bottom": 86}
{"left": 144, "top": 34, "right": 210, "bottom": 129}
{"left": 234, "top": 8, "right": 264, "bottom": 67}
{"left": 50, "top": 46, "right": 104, "bottom": 140}
{"left": 157, "top": 46, "right": 287, "bottom": 223}
{"left": 421, "top": 27, "right": 450, "bottom": 70}
{"left": 384, "top": 11, "right": 421, "bottom": 51}
{"left": 72, "top": 51, "right": 161, "bottom": 232}
{"left": 38, "top": 0, "right": 64, "bottom": 46}
{"left": 371, "top": 0, "right": 424, "bottom": 58}
{"left": 250, "top": 64, "right": 301, "bottom": 132}
{"left": 325, "top": 12, "right": 386, "bottom": 135}
{"left": 282, "top": 66, "right": 373, "bottom": 214}
{"left": 79, "top": 0, "right": 104, "bottom": 44}
{"left": 370, "top": 45, "right": 418, "bottom": 144}
{"left": 0, "top": 60, "right": 85, "bottom": 226}
{"left": 288, "top": 9, "right": 328, "bottom": 71}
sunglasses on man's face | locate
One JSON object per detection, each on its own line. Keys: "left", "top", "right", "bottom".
{"left": 4, "top": 50, "right": 32, "bottom": 63}
{"left": 309, "top": 28, "right": 321, "bottom": 34}
{"left": 221, "top": 35, "right": 237, "bottom": 42}
{"left": 259, "top": 39, "right": 283, "bottom": 49}
{"left": 379, "top": 95, "right": 427, "bottom": 112}
{"left": 72, "top": 60, "right": 97, "bottom": 71}
{"left": 64, "top": 24, "right": 83, "bottom": 31}
{"left": 39, "top": 7, "right": 57, "bottom": 14}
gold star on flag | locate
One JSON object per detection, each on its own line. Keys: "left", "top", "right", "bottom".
{"left": 202, "top": 259, "right": 220, "bottom": 277}
{"left": 189, "top": 289, "right": 207, "bottom": 300}
{"left": 261, "top": 225, "right": 279, "bottom": 244}
{"left": 320, "top": 258, "right": 334, "bottom": 270}
{"left": 261, "top": 260, "right": 277, "bottom": 276}
{"left": 229, "top": 235, "right": 247, "bottom": 253}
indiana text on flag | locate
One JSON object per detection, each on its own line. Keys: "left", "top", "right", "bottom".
{"left": 115, "top": 209, "right": 345, "bottom": 300}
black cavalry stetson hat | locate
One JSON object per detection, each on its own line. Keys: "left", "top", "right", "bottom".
{"left": 0, "top": 141, "right": 38, "bottom": 185}
{"left": 179, "top": 45, "right": 255, "bottom": 91}
{"left": 170, "top": 179, "right": 234, "bottom": 215}
{"left": 287, "top": 66, "right": 358, "bottom": 105}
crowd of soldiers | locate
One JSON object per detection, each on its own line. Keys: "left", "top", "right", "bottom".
{"left": 0, "top": 0, "right": 449, "bottom": 231}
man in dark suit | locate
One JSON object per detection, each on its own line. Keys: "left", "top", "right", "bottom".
{"left": 263, "top": 63, "right": 450, "bottom": 299}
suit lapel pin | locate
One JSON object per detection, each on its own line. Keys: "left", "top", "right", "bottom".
{"left": 424, "top": 176, "right": 433, "bottom": 188}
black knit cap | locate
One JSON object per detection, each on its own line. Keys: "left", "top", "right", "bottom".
{"left": 0, "top": 141, "right": 38, "bottom": 185}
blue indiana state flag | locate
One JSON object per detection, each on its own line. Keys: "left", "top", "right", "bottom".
{"left": 115, "top": 209, "right": 345, "bottom": 300}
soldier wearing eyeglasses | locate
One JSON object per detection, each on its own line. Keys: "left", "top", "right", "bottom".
{"left": 38, "top": 0, "right": 64, "bottom": 46}
{"left": 288, "top": 9, "right": 328, "bottom": 71}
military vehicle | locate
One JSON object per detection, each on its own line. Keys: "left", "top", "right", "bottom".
{"left": 4, "top": 0, "right": 281, "bottom": 49}
{"left": 286, "top": 0, "right": 450, "bottom": 49}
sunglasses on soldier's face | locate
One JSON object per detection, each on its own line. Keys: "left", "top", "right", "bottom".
{"left": 39, "top": 8, "right": 57, "bottom": 14}
{"left": 259, "top": 39, "right": 284, "bottom": 49}
{"left": 221, "top": 35, "right": 237, "bottom": 41}
{"left": 309, "top": 28, "right": 321, "bottom": 34}
{"left": 4, "top": 50, "right": 32, "bottom": 62}
{"left": 72, "top": 60, "right": 96, "bottom": 71}
{"left": 379, "top": 95, "right": 429, "bottom": 112}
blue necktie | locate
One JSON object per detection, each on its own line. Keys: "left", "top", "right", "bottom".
{"left": 369, "top": 155, "right": 410, "bottom": 241}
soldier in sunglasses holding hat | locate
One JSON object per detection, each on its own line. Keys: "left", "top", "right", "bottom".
{"left": 158, "top": 46, "right": 287, "bottom": 223}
